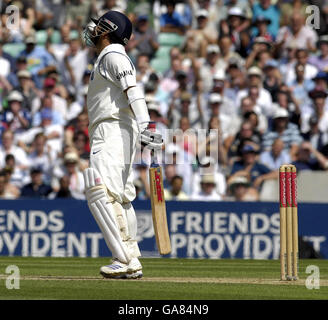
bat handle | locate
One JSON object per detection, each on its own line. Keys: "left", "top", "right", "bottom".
{"left": 148, "top": 122, "right": 158, "bottom": 166}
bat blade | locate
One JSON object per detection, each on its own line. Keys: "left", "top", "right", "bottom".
{"left": 149, "top": 166, "right": 171, "bottom": 255}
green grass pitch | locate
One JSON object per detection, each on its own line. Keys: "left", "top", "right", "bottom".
{"left": 0, "top": 257, "right": 327, "bottom": 300}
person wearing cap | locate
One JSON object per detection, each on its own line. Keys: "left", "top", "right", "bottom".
{"left": 229, "top": 142, "right": 276, "bottom": 189}
{"left": 199, "top": 44, "right": 224, "bottom": 93}
{"left": 18, "top": 33, "right": 56, "bottom": 89}
{"left": 272, "top": 87, "right": 301, "bottom": 127}
{"left": 236, "top": 66, "right": 273, "bottom": 117}
{"left": 182, "top": 9, "right": 215, "bottom": 59}
{"left": 276, "top": 12, "right": 318, "bottom": 52}
{"left": 219, "top": 7, "right": 250, "bottom": 56}
{"left": 308, "top": 35, "right": 328, "bottom": 72}
{"left": 164, "top": 175, "right": 189, "bottom": 201}
{"left": 262, "top": 107, "right": 303, "bottom": 160}
{"left": 227, "top": 176, "right": 259, "bottom": 201}
{"left": 3, "top": 91, "right": 31, "bottom": 136}
{"left": 60, "top": 151, "right": 85, "bottom": 200}
{"left": 191, "top": 174, "right": 222, "bottom": 201}
{"left": 210, "top": 68, "right": 237, "bottom": 116}
{"left": 159, "top": 1, "right": 186, "bottom": 35}
{"left": 252, "top": 16, "right": 273, "bottom": 42}
{"left": 127, "top": 14, "right": 159, "bottom": 61}
{"left": 207, "top": 92, "right": 237, "bottom": 141}
{"left": 301, "top": 88, "right": 328, "bottom": 135}
{"left": 262, "top": 59, "right": 282, "bottom": 99}
{"left": 252, "top": 0, "right": 280, "bottom": 38}
{"left": 20, "top": 167, "right": 52, "bottom": 199}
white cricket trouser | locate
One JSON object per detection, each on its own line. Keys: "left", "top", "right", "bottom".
{"left": 87, "top": 119, "right": 141, "bottom": 262}
{"left": 89, "top": 119, "right": 138, "bottom": 203}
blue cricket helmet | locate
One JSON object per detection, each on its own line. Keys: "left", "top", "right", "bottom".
{"left": 83, "top": 10, "right": 132, "bottom": 47}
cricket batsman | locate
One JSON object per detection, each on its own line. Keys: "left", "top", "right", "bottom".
{"left": 82, "top": 11, "right": 162, "bottom": 279}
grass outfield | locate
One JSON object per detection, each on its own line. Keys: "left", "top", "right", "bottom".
{"left": 0, "top": 257, "right": 327, "bottom": 300}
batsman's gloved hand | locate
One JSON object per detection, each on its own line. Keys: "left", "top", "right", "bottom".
{"left": 140, "top": 126, "right": 163, "bottom": 151}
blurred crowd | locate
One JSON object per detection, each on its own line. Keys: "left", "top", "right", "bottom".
{"left": 0, "top": 0, "right": 328, "bottom": 202}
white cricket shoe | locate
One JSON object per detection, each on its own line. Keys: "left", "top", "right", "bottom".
{"left": 100, "top": 258, "right": 142, "bottom": 279}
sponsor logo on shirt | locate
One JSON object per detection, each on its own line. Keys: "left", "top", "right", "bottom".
{"left": 116, "top": 70, "right": 133, "bottom": 80}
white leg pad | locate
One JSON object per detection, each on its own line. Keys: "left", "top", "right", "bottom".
{"left": 84, "top": 168, "right": 131, "bottom": 263}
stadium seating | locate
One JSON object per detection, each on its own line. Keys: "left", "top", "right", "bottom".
{"left": 2, "top": 43, "right": 25, "bottom": 58}
{"left": 259, "top": 179, "right": 279, "bottom": 202}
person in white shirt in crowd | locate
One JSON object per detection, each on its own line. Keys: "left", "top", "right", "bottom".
{"left": 60, "top": 38, "right": 88, "bottom": 93}
{"left": 165, "top": 143, "right": 193, "bottom": 196}
{"left": 3, "top": 154, "right": 30, "bottom": 189}
{"left": 206, "top": 92, "right": 239, "bottom": 142}
{"left": 199, "top": 44, "right": 224, "bottom": 93}
{"left": 301, "top": 88, "right": 328, "bottom": 134}
{"left": 27, "top": 132, "right": 57, "bottom": 185}
{"left": 236, "top": 66, "right": 273, "bottom": 117}
{"left": 209, "top": 69, "right": 237, "bottom": 117}
{"left": 191, "top": 174, "right": 222, "bottom": 201}
{"left": 285, "top": 49, "right": 318, "bottom": 87}
{"left": 0, "top": 130, "right": 29, "bottom": 173}
{"left": 192, "top": 156, "right": 226, "bottom": 198}
{"left": 259, "top": 138, "right": 291, "bottom": 170}
{"left": 276, "top": 12, "right": 318, "bottom": 51}
{"left": 52, "top": 151, "right": 85, "bottom": 200}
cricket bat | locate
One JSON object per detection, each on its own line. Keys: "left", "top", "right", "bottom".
{"left": 148, "top": 122, "right": 171, "bottom": 255}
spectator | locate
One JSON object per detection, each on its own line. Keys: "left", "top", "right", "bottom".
{"left": 292, "top": 141, "right": 328, "bottom": 171}
{"left": 51, "top": 176, "right": 73, "bottom": 199}
{"left": 160, "top": 1, "right": 186, "bottom": 35}
{"left": 273, "top": 88, "right": 301, "bottom": 128}
{"left": 227, "top": 120, "right": 262, "bottom": 163}
{"left": 229, "top": 144, "right": 276, "bottom": 189}
{"left": 0, "top": 168, "right": 20, "bottom": 199}
{"left": 20, "top": 167, "right": 52, "bottom": 198}
{"left": 19, "top": 33, "right": 56, "bottom": 89}
{"left": 2, "top": 91, "right": 31, "bottom": 137}
{"left": 220, "top": 7, "right": 250, "bottom": 57}
{"left": 285, "top": 49, "right": 318, "bottom": 86}
{"left": 276, "top": 12, "right": 318, "bottom": 52}
{"left": 309, "top": 35, "right": 328, "bottom": 72}
{"left": 260, "top": 138, "right": 291, "bottom": 170}
{"left": 226, "top": 176, "right": 259, "bottom": 201}
{"left": 60, "top": 38, "right": 88, "bottom": 92}
{"left": 301, "top": 89, "right": 328, "bottom": 135}
{"left": 127, "top": 14, "right": 159, "bottom": 61}
{"left": 302, "top": 115, "right": 328, "bottom": 152}
{"left": 252, "top": 16, "right": 273, "bottom": 42}
{"left": 262, "top": 107, "right": 303, "bottom": 160}
{"left": 252, "top": 0, "right": 280, "bottom": 39}
{"left": 0, "top": 130, "right": 29, "bottom": 172}
{"left": 236, "top": 66, "right": 273, "bottom": 117}
{"left": 164, "top": 175, "right": 189, "bottom": 200}
{"left": 4, "top": 154, "right": 29, "bottom": 189}
{"left": 60, "top": 152, "right": 85, "bottom": 199}
{"left": 191, "top": 174, "right": 222, "bottom": 201}
{"left": 27, "top": 132, "right": 56, "bottom": 184}
{"left": 192, "top": 156, "right": 227, "bottom": 197}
